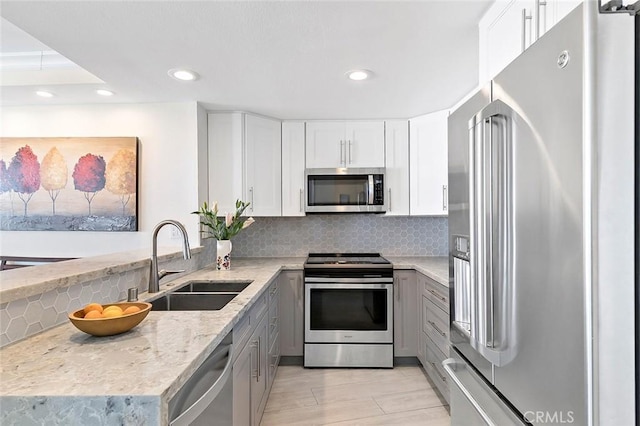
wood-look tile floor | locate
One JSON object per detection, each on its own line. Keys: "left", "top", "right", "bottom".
{"left": 260, "top": 366, "right": 450, "bottom": 425}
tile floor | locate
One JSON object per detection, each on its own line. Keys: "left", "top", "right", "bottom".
{"left": 260, "top": 366, "right": 450, "bottom": 425}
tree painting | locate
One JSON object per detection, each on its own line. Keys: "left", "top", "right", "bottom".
{"left": 105, "top": 149, "right": 136, "bottom": 215}
{"left": 0, "top": 159, "right": 14, "bottom": 216}
{"left": 40, "top": 147, "right": 68, "bottom": 215}
{"left": 72, "top": 153, "right": 106, "bottom": 215}
{"left": 7, "top": 145, "right": 41, "bottom": 216}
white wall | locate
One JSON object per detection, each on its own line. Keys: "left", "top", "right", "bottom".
{"left": 0, "top": 102, "right": 202, "bottom": 257}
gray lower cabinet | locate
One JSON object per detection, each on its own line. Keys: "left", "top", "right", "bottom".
{"left": 417, "top": 272, "right": 450, "bottom": 403}
{"left": 233, "top": 281, "right": 279, "bottom": 426}
{"left": 278, "top": 270, "right": 304, "bottom": 356}
{"left": 393, "top": 270, "right": 418, "bottom": 357}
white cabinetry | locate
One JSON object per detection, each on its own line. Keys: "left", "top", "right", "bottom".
{"left": 409, "top": 110, "right": 448, "bottom": 216}
{"left": 384, "top": 120, "right": 410, "bottom": 216}
{"left": 208, "top": 112, "right": 282, "bottom": 217}
{"left": 281, "top": 122, "right": 306, "bottom": 216}
{"left": 479, "top": 0, "right": 581, "bottom": 82}
{"left": 305, "top": 121, "right": 385, "bottom": 168}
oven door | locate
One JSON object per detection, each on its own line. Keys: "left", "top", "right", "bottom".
{"left": 304, "top": 282, "right": 393, "bottom": 344}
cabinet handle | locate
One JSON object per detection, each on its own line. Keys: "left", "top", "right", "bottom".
{"left": 428, "top": 320, "right": 447, "bottom": 337}
{"left": 442, "top": 185, "right": 448, "bottom": 211}
{"left": 521, "top": 8, "right": 532, "bottom": 52}
{"left": 388, "top": 188, "right": 392, "bottom": 212}
{"left": 251, "top": 340, "right": 259, "bottom": 379}
{"left": 249, "top": 187, "right": 254, "bottom": 212}
{"left": 257, "top": 336, "right": 261, "bottom": 380}
{"left": 430, "top": 362, "right": 447, "bottom": 382}
{"left": 429, "top": 288, "right": 447, "bottom": 304}
{"left": 535, "top": 0, "right": 547, "bottom": 40}
{"left": 340, "top": 140, "right": 345, "bottom": 165}
{"left": 299, "top": 188, "right": 304, "bottom": 213}
{"left": 348, "top": 140, "right": 352, "bottom": 164}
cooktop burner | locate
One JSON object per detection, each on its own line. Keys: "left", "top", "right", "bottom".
{"left": 305, "top": 253, "right": 391, "bottom": 265}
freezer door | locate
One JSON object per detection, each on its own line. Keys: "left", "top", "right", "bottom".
{"left": 491, "top": 5, "right": 586, "bottom": 425}
{"left": 443, "top": 350, "right": 525, "bottom": 426}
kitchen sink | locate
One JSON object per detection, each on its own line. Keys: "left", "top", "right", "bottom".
{"left": 174, "top": 281, "right": 252, "bottom": 293}
{"left": 151, "top": 293, "right": 239, "bottom": 311}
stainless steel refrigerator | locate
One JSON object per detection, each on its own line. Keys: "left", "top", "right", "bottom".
{"left": 446, "top": 3, "right": 637, "bottom": 426}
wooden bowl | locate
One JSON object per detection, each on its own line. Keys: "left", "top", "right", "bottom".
{"left": 68, "top": 302, "right": 152, "bottom": 337}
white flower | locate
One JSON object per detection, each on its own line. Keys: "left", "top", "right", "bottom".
{"left": 225, "top": 212, "right": 233, "bottom": 227}
{"left": 242, "top": 217, "right": 255, "bottom": 229}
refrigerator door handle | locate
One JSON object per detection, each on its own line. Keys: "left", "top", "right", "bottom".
{"left": 442, "top": 358, "right": 498, "bottom": 426}
{"left": 469, "top": 99, "right": 517, "bottom": 367}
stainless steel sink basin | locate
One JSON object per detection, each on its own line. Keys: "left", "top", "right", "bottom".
{"left": 151, "top": 293, "right": 238, "bottom": 311}
{"left": 173, "top": 281, "right": 252, "bottom": 293}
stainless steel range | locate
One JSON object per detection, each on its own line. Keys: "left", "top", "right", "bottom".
{"left": 304, "top": 253, "right": 394, "bottom": 368}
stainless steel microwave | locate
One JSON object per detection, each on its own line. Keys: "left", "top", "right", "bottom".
{"left": 305, "top": 168, "right": 386, "bottom": 213}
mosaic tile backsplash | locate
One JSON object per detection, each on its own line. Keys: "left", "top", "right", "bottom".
{"left": 231, "top": 215, "right": 449, "bottom": 257}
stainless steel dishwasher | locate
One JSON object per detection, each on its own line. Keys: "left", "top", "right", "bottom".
{"left": 169, "top": 332, "right": 233, "bottom": 425}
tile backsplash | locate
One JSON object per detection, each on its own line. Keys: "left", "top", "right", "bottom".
{"left": 231, "top": 215, "right": 448, "bottom": 257}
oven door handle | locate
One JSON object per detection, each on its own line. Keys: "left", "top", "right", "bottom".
{"left": 305, "top": 283, "right": 393, "bottom": 290}
{"left": 304, "top": 277, "right": 394, "bottom": 284}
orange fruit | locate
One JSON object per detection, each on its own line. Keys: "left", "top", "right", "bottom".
{"left": 83, "top": 303, "right": 103, "bottom": 315}
{"left": 84, "top": 310, "right": 104, "bottom": 319}
{"left": 103, "top": 309, "right": 123, "bottom": 318}
{"left": 103, "top": 305, "right": 123, "bottom": 314}
{"left": 123, "top": 306, "right": 141, "bottom": 315}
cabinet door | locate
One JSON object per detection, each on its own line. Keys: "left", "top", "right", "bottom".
{"left": 409, "top": 110, "right": 449, "bottom": 216}
{"left": 250, "top": 313, "right": 269, "bottom": 426}
{"left": 384, "top": 120, "right": 410, "bottom": 216}
{"left": 245, "top": 114, "right": 282, "bottom": 216}
{"left": 208, "top": 112, "right": 244, "bottom": 214}
{"left": 345, "top": 121, "right": 385, "bottom": 168}
{"left": 479, "top": 0, "right": 536, "bottom": 82}
{"left": 233, "top": 343, "right": 252, "bottom": 426}
{"left": 393, "top": 271, "right": 418, "bottom": 357}
{"left": 305, "top": 122, "right": 345, "bottom": 168}
{"left": 281, "top": 122, "right": 306, "bottom": 216}
{"left": 279, "top": 271, "right": 304, "bottom": 356}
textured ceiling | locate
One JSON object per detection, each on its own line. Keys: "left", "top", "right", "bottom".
{"left": 0, "top": 1, "right": 493, "bottom": 119}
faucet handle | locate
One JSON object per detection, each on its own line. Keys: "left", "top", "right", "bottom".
{"left": 158, "top": 269, "right": 186, "bottom": 280}
{"left": 127, "top": 287, "right": 139, "bottom": 302}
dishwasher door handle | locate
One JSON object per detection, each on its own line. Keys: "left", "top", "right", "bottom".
{"left": 170, "top": 344, "right": 233, "bottom": 426}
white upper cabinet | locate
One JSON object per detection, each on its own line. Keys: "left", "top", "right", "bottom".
{"left": 409, "top": 110, "right": 448, "bottom": 216}
{"left": 208, "top": 112, "right": 244, "bottom": 215}
{"left": 384, "top": 120, "right": 410, "bottom": 216}
{"left": 281, "top": 121, "right": 306, "bottom": 217}
{"left": 305, "top": 121, "right": 385, "bottom": 168}
{"left": 208, "top": 112, "right": 282, "bottom": 217}
{"left": 479, "top": 0, "right": 582, "bottom": 82}
{"left": 245, "top": 114, "right": 282, "bottom": 216}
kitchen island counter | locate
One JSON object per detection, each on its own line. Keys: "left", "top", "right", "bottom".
{"left": 0, "top": 256, "right": 446, "bottom": 425}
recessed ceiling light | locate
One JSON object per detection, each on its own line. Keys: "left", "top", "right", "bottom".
{"left": 36, "top": 90, "right": 54, "bottom": 98}
{"left": 346, "top": 69, "right": 372, "bottom": 81}
{"left": 168, "top": 68, "right": 199, "bottom": 81}
{"left": 96, "top": 89, "right": 115, "bottom": 97}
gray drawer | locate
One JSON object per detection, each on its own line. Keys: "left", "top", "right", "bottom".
{"left": 424, "top": 276, "right": 449, "bottom": 314}
{"left": 425, "top": 341, "right": 449, "bottom": 403}
{"left": 424, "top": 298, "right": 450, "bottom": 357}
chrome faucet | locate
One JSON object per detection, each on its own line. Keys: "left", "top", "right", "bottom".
{"left": 149, "top": 220, "right": 192, "bottom": 293}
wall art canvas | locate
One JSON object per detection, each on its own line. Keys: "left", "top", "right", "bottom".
{"left": 0, "top": 137, "right": 138, "bottom": 231}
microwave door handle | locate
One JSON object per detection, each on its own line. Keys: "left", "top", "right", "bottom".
{"left": 368, "top": 175, "right": 374, "bottom": 205}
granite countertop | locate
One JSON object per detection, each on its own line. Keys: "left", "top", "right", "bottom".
{"left": 0, "top": 256, "right": 447, "bottom": 425}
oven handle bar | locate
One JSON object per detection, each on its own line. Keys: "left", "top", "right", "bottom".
{"left": 304, "top": 277, "right": 394, "bottom": 284}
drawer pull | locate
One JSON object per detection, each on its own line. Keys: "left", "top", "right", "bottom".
{"left": 429, "top": 288, "right": 447, "bottom": 303}
{"left": 430, "top": 362, "right": 447, "bottom": 382}
{"left": 428, "top": 320, "right": 447, "bottom": 337}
